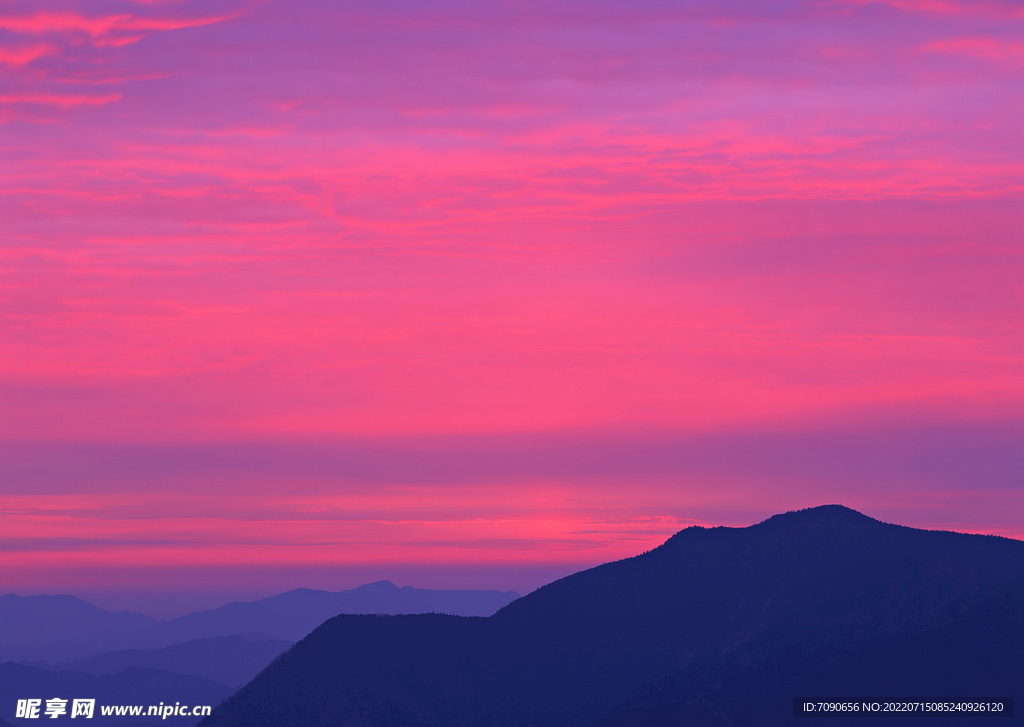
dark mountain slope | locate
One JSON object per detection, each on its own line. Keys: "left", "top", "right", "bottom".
{"left": 200, "top": 506, "right": 1024, "bottom": 727}
{"left": 201, "top": 614, "right": 495, "bottom": 727}
{"left": 791, "top": 577, "right": 1024, "bottom": 724}
{"left": 598, "top": 577, "right": 1024, "bottom": 726}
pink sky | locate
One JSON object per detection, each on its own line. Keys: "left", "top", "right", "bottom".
{"left": 1, "top": 0, "right": 1021, "bottom": 616}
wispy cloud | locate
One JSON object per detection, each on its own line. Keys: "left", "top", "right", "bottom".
{"left": 0, "top": 10, "right": 239, "bottom": 46}
{"left": 923, "top": 36, "right": 1024, "bottom": 65}
{"left": 0, "top": 92, "right": 122, "bottom": 106}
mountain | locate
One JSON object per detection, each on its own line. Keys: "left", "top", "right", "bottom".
{"left": 1, "top": 662, "right": 232, "bottom": 727}
{"left": 159, "top": 580, "right": 520, "bottom": 643}
{"left": 0, "top": 595, "right": 158, "bottom": 663}
{"left": 45, "top": 635, "right": 294, "bottom": 688}
{"left": 1, "top": 582, "right": 520, "bottom": 663}
{"left": 598, "top": 577, "right": 1024, "bottom": 726}
{"left": 198, "top": 505, "right": 1024, "bottom": 727}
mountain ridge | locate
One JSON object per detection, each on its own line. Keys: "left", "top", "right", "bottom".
{"left": 38, "top": 635, "right": 294, "bottom": 688}
{"left": 0, "top": 582, "right": 520, "bottom": 663}
{"left": 200, "top": 505, "right": 1024, "bottom": 727}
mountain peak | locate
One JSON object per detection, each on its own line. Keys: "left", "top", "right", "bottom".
{"left": 654, "top": 505, "right": 880, "bottom": 553}
{"left": 745, "top": 505, "right": 892, "bottom": 539}
{"left": 350, "top": 580, "right": 399, "bottom": 592}
{"left": 758, "top": 504, "right": 878, "bottom": 526}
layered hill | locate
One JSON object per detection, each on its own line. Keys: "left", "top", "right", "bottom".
{"left": 1, "top": 581, "right": 519, "bottom": 663}
{"left": 199, "top": 505, "right": 1024, "bottom": 727}
{"left": 158, "top": 580, "right": 519, "bottom": 643}
{"left": 0, "top": 595, "right": 158, "bottom": 664}
{"left": 43, "top": 635, "right": 293, "bottom": 688}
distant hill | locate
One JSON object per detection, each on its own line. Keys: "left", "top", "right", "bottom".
{"left": 44, "top": 635, "right": 293, "bottom": 688}
{"left": 0, "top": 582, "right": 519, "bottom": 663}
{"left": 0, "top": 595, "right": 158, "bottom": 663}
{"left": 1, "top": 663, "right": 232, "bottom": 727}
{"left": 159, "top": 580, "right": 520, "bottom": 643}
{"left": 199, "top": 505, "right": 1024, "bottom": 727}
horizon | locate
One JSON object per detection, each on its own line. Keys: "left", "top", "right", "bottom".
{"left": 1, "top": 577, "right": 524, "bottom": 621}
{"left": 6, "top": 503, "right": 1019, "bottom": 619}
{"left": 1, "top": 0, "right": 1021, "bottom": 611}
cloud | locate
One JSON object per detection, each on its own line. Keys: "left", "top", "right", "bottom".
{"left": 0, "top": 92, "right": 122, "bottom": 107}
{"left": 0, "top": 419, "right": 1020, "bottom": 591}
{"left": 0, "top": 10, "right": 238, "bottom": 47}
{"left": 923, "top": 37, "right": 1024, "bottom": 66}
{"left": 0, "top": 43, "right": 53, "bottom": 65}
{"left": 830, "top": 0, "right": 1024, "bottom": 18}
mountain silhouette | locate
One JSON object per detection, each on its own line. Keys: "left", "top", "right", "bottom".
{"left": 158, "top": 580, "right": 520, "bottom": 643}
{"left": 41, "top": 635, "right": 294, "bottom": 688}
{"left": 199, "top": 505, "right": 1024, "bottom": 727}
{"left": 0, "top": 582, "right": 519, "bottom": 663}
{"left": 0, "top": 595, "right": 158, "bottom": 663}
